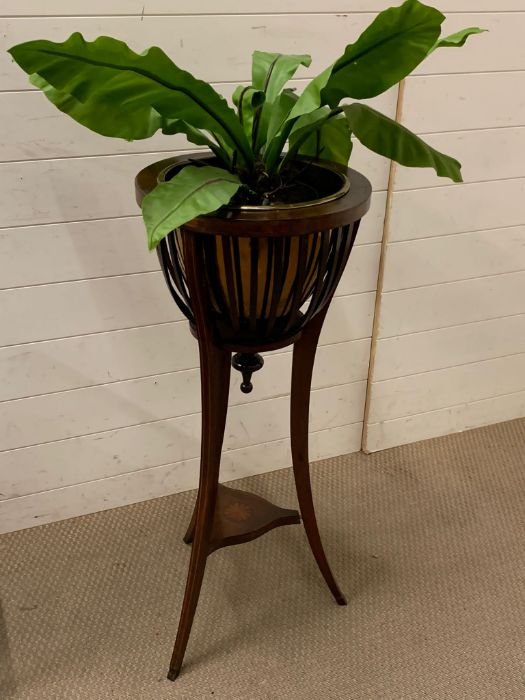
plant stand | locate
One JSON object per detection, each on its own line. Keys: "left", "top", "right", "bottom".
{"left": 136, "top": 155, "right": 372, "bottom": 680}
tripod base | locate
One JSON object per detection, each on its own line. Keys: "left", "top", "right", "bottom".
{"left": 184, "top": 483, "right": 300, "bottom": 553}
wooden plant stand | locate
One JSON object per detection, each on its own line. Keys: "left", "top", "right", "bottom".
{"left": 136, "top": 155, "right": 371, "bottom": 680}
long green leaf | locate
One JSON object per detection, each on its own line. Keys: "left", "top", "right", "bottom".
{"left": 142, "top": 165, "right": 241, "bottom": 250}
{"left": 263, "top": 89, "right": 299, "bottom": 169}
{"left": 430, "top": 26, "right": 486, "bottom": 52}
{"left": 288, "top": 0, "right": 443, "bottom": 124}
{"left": 343, "top": 103, "right": 462, "bottom": 182}
{"left": 251, "top": 51, "right": 310, "bottom": 152}
{"left": 252, "top": 51, "right": 311, "bottom": 103}
{"left": 31, "top": 73, "right": 226, "bottom": 162}
{"left": 322, "top": 0, "right": 444, "bottom": 104}
{"left": 29, "top": 73, "right": 162, "bottom": 140}
{"left": 284, "top": 108, "right": 332, "bottom": 164}
{"left": 297, "top": 114, "right": 352, "bottom": 167}
{"left": 161, "top": 118, "right": 231, "bottom": 166}
{"left": 232, "top": 85, "right": 265, "bottom": 142}
{"left": 8, "top": 33, "right": 254, "bottom": 166}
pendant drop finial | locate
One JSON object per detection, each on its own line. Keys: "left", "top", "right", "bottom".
{"left": 231, "top": 352, "right": 264, "bottom": 393}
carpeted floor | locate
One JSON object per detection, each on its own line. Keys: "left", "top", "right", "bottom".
{"left": 1, "top": 418, "right": 524, "bottom": 700}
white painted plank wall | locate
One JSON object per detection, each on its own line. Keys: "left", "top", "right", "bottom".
{"left": 364, "top": 8, "right": 525, "bottom": 451}
{"left": 0, "top": 3, "right": 395, "bottom": 532}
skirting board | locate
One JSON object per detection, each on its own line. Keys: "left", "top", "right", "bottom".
{"left": 0, "top": 422, "right": 362, "bottom": 534}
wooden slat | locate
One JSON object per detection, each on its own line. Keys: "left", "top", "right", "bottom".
{"left": 404, "top": 72, "right": 525, "bottom": 134}
{"left": 368, "top": 352, "right": 525, "bottom": 423}
{"left": 394, "top": 127, "right": 525, "bottom": 190}
{"left": 3, "top": 12, "right": 521, "bottom": 93}
{"left": 0, "top": 14, "right": 375, "bottom": 91}
{"left": 0, "top": 217, "right": 153, "bottom": 288}
{"left": 383, "top": 226, "right": 525, "bottom": 290}
{"left": 0, "top": 84, "right": 396, "bottom": 162}
{"left": 414, "top": 13, "right": 525, "bottom": 75}
{"left": 0, "top": 339, "right": 370, "bottom": 450}
{"left": 0, "top": 200, "right": 384, "bottom": 289}
{"left": 366, "top": 391, "right": 525, "bottom": 452}
{"left": 0, "top": 146, "right": 388, "bottom": 229}
{"left": 389, "top": 178, "right": 525, "bottom": 242}
{"left": 1, "top": 2, "right": 392, "bottom": 17}
{"left": 0, "top": 422, "right": 364, "bottom": 535}
{"left": 0, "top": 381, "right": 367, "bottom": 498}
{"left": 0, "top": 272, "right": 375, "bottom": 346}
{"left": 374, "top": 314, "right": 525, "bottom": 381}
{"left": 379, "top": 271, "right": 525, "bottom": 338}
{"left": 3, "top": 2, "right": 523, "bottom": 16}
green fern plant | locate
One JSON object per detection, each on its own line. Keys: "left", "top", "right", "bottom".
{"left": 8, "top": 0, "right": 484, "bottom": 250}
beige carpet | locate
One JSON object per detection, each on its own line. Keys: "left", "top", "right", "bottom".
{"left": 1, "top": 419, "right": 524, "bottom": 700}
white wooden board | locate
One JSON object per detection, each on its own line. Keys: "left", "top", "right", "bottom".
{"left": 383, "top": 226, "right": 525, "bottom": 291}
{"left": 368, "top": 352, "right": 525, "bottom": 423}
{"left": 0, "top": 339, "right": 370, "bottom": 451}
{"left": 373, "top": 314, "right": 525, "bottom": 381}
{"left": 394, "top": 127, "right": 525, "bottom": 191}
{"left": 389, "top": 178, "right": 525, "bottom": 242}
{"left": 0, "top": 380, "right": 367, "bottom": 498}
{"left": 379, "top": 271, "right": 525, "bottom": 337}
{"left": 366, "top": 392, "right": 525, "bottom": 452}
{"left": 0, "top": 422, "right": 364, "bottom": 535}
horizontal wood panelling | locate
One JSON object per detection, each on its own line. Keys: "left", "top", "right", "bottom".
{"left": 379, "top": 271, "right": 525, "bottom": 338}
{"left": 0, "top": 195, "right": 385, "bottom": 288}
{"left": 0, "top": 85, "right": 396, "bottom": 161}
{"left": 383, "top": 226, "right": 525, "bottom": 290}
{"left": 0, "top": 145, "right": 388, "bottom": 230}
{"left": 1, "top": 2, "right": 392, "bottom": 17}
{"left": 368, "top": 352, "right": 525, "bottom": 423}
{"left": 0, "top": 226, "right": 379, "bottom": 296}
{"left": 366, "top": 392, "right": 525, "bottom": 453}
{"left": 364, "top": 8, "right": 525, "bottom": 453}
{"left": 414, "top": 13, "right": 524, "bottom": 75}
{"left": 4, "top": 2, "right": 524, "bottom": 16}
{"left": 394, "top": 127, "right": 525, "bottom": 190}
{"left": 0, "top": 380, "right": 366, "bottom": 499}
{"left": 0, "top": 340, "right": 370, "bottom": 451}
{"left": 0, "top": 14, "right": 381, "bottom": 91}
{"left": 404, "top": 72, "right": 525, "bottom": 134}
{"left": 389, "top": 178, "right": 525, "bottom": 242}
{"left": 0, "top": 273, "right": 179, "bottom": 346}
{"left": 0, "top": 422, "right": 364, "bottom": 535}
{"left": 0, "top": 193, "right": 381, "bottom": 289}
{"left": 0, "top": 217, "right": 155, "bottom": 287}
{"left": 2, "top": 12, "right": 521, "bottom": 92}
{"left": 0, "top": 321, "right": 192, "bottom": 402}
{"left": 0, "top": 272, "right": 375, "bottom": 346}
{"left": 0, "top": 318, "right": 370, "bottom": 402}
{"left": 373, "top": 314, "right": 525, "bottom": 381}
